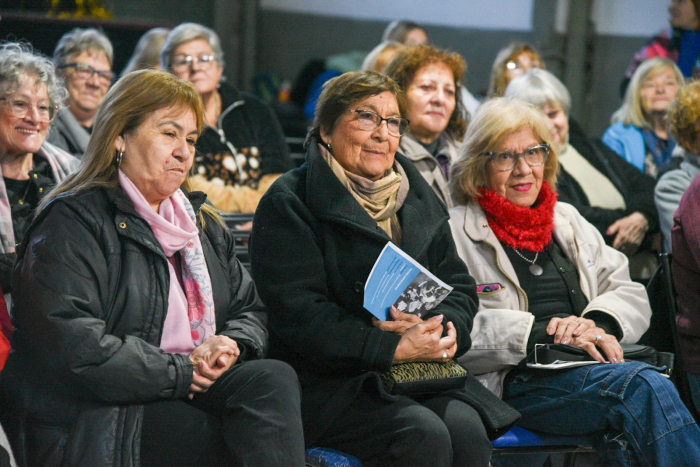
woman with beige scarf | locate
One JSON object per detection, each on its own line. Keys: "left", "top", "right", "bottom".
{"left": 249, "top": 70, "right": 519, "bottom": 467}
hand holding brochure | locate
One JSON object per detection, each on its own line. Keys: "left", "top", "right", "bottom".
{"left": 363, "top": 242, "right": 453, "bottom": 321}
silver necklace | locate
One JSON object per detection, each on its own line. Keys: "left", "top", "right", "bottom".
{"left": 513, "top": 249, "right": 543, "bottom": 276}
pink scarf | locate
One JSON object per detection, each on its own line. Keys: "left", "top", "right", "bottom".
{"left": 119, "top": 170, "right": 216, "bottom": 354}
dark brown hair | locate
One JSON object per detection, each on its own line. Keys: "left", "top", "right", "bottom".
{"left": 305, "top": 70, "right": 407, "bottom": 149}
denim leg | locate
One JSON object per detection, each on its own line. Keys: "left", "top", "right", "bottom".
{"left": 503, "top": 362, "right": 700, "bottom": 467}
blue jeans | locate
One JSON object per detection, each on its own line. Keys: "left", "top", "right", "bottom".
{"left": 504, "top": 362, "right": 700, "bottom": 467}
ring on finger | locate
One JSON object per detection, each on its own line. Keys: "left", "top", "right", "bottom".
{"left": 442, "top": 351, "right": 448, "bottom": 362}
{"left": 595, "top": 335, "right": 603, "bottom": 344}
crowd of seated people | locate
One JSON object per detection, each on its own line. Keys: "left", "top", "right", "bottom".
{"left": 3, "top": 3, "right": 700, "bottom": 465}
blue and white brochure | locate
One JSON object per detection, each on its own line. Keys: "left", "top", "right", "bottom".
{"left": 363, "top": 242, "right": 453, "bottom": 321}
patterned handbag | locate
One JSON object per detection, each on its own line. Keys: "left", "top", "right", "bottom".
{"left": 379, "top": 360, "right": 469, "bottom": 395}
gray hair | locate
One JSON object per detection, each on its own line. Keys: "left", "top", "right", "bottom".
{"left": 53, "top": 28, "right": 114, "bottom": 68}
{"left": 382, "top": 20, "right": 429, "bottom": 44}
{"left": 121, "top": 27, "right": 171, "bottom": 77}
{"left": 0, "top": 42, "right": 68, "bottom": 109}
{"left": 611, "top": 57, "right": 684, "bottom": 128}
{"left": 504, "top": 68, "right": 571, "bottom": 115}
{"left": 160, "top": 23, "right": 225, "bottom": 70}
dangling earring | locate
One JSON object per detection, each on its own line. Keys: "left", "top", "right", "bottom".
{"left": 115, "top": 149, "right": 123, "bottom": 168}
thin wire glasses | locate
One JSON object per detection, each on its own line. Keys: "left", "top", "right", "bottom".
{"left": 0, "top": 97, "right": 58, "bottom": 122}
{"left": 483, "top": 143, "right": 550, "bottom": 172}
{"left": 171, "top": 54, "right": 218, "bottom": 71}
{"left": 58, "top": 63, "right": 115, "bottom": 85}
{"left": 352, "top": 109, "right": 410, "bottom": 137}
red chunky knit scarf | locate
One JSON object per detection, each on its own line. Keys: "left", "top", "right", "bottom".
{"left": 477, "top": 181, "right": 557, "bottom": 252}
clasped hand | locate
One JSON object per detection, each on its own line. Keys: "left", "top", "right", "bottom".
{"left": 188, "top": 335, "right": 239, "bottom": 399}
{"left": 547, "top": 315, "right": 624, "bottom": 363}
{"left": 607, "top": 211, "right": 649, "bottom": 255}
{"left": 374, "top": 307, "right": 457, "bottom": 364}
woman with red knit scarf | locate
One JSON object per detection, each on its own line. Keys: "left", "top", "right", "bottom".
{"left": 448, "top": 98, "right": 700, "bottom": 466}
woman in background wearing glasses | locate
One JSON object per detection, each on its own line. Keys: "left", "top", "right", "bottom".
{"left": 488, "top": 42, "right": 544, "bottom": 98}
{"left": 48, "top": 28, "right": 114, "bottom": 159}
{"left": 0, "top": 43, "right": 78, "bottom": 305}
{"left": 385, "top": 45, "right": 467, "bottom": 208}
{"left": 448, "top": 97, "right": 700, "bottom": 466}
{"left": 161, "top": 23, "right": 292, "bottom": 213}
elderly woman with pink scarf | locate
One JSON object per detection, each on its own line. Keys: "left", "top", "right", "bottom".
{"left": 1, "top": 70, "right": 305, "bottom": 467}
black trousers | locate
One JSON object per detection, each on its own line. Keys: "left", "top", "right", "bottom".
{"left": 313, "top": 391, "right": 492, "bottom": 467}
{"left": 141, "top": 359, "right": 305, "bottom": 467}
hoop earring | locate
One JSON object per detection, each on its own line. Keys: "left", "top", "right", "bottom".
{"left": 115, "top": 149, "right": 123, "bottom": 168}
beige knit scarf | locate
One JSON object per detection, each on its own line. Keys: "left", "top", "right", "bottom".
{"left": 321, "top": 144, "right": 409, "bottom": 243}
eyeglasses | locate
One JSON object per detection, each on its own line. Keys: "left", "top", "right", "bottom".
{"left": 0, "top": 97, "right": 57, "bottom": 122}
{"left": 171, "top": 54, "right": 218, "bottom": 71}
{"left": 505, "top": 59, "right": 542, "bottom": 76}
{"left": 58, "top": 63, "right": 115, "bottom": 85}
{"left": 483, "top": 143, "right": 550, "bottom": 172}
{"left": 351, "top": 109, "right": 410, "bottom": 137}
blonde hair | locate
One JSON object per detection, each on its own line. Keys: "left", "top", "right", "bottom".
{"left": 362, "top": 41, "right": 404, "bottom": 73}
{"left": 488, "top": 42, "right": 544, "bottom": 98}
{"left": 611, "top": 58, "right": 684, "bottom": 128}
{"left": 449, "top": 97, "right": 558, "bottom": 206}
{"left": 40, "top": 69, "right": 219, "bottom": 224}
{"left": 668, "top": 80, "right": 700, "bottom": 151}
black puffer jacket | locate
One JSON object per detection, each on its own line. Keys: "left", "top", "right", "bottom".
{"left": 1, "top": 185, "right": 267, "bottom": 467}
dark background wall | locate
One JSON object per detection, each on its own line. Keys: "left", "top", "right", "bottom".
{"left": 0, "top": 1, "right": 656, "bottom": 138}
{"left": 254, "top": 9, "right": 648, "bottom": 138}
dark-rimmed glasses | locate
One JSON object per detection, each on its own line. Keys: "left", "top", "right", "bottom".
{"left": 351, "top": 109, "right": 409, "bottom": 137}
{"left": 483, "top": 143, "right": 550, "bottom": 172}
{"left": 58, "top": 63, "right": 115, "bottom": 85}
{"left": 0, "top": 97, "right": 58, "bottom": 122}
{"left": 171, "top": 54, "right": 218, "bottom": 71}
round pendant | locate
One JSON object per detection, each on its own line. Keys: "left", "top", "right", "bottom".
{"left": 18, "top": 199, "right": 24, "bottom": 205}
{"left": 529, "top": 264, "right": 544, "bottom": 276}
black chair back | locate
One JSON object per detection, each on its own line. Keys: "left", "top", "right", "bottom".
{"left": 641, "top": 253, "right": 699, "bottom": 420}
{"left": 220, "top": 213, "right": 254, "bottom": 273}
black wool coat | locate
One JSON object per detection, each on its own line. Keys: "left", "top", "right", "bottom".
{"left": 2, "top": 186, "right": 268, "bottom": 467}
{"left": 250, "top": 139, "right": 519, "bottom": 444}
